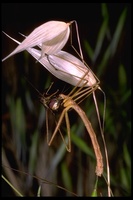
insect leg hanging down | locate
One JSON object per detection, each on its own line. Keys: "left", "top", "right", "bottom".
{"left": 25, "top": 77, "right": 71, "bottom": 150}
{"left": 4, "top": 31, "right": 104, "bottom": 127}
{"left": 43, "top": 89, "right": 103, "bottom": 177}
{"left": 26, "top": 76, "right": 103, "bottom": 177}
{"left": 3, "top": 31, "right": 104, "bottom": 177}
{"left": 2, "top": 29, "right": 104, "bottom": 134}
{"left": 44, "top": 88, "right": 103, "bottom": 177}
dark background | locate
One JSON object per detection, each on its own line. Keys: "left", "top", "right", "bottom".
{"left": 2, "top": 3, "right": 131, "bottom": 197}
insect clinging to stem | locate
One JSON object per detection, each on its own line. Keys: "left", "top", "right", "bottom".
{"left": 2, "top": 20, "right": 111, "bottom": 194}
{"left": 25, "top": 73, "right": 103, "bottom": 177}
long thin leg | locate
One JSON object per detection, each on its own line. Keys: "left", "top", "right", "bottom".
{"left": 46, "top": 108, "right": 70, "bottom": 151}
{"left": 48, "top": 109, "right": 66, "bottom": 147}
{"left": 46, "top": 109, "right": 50, "bottom": 144}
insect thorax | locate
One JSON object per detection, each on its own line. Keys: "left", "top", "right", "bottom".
{"left": 48, "top": 96, "right": 62, "bottom": 111}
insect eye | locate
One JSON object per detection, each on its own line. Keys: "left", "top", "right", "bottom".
{"left": 49, "top": 98, "right": 61, "bottom": 111}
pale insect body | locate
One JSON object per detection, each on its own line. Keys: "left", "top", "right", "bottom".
{"left": 2, "top": 20, "right": 71, "bottom": 62}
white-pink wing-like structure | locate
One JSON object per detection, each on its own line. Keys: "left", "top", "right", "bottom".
{"left": 2, "top": 32, "right": 98, "bottom": 88}
{"left": 2, "top": 21, "right": 70, "bottom": 62}
{"left": 47, "top": 52, "right": 97, "bottom": 87}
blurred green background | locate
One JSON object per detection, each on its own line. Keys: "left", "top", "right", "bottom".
{"left": 2, "top": 3, "right": 131, "bottom": 196}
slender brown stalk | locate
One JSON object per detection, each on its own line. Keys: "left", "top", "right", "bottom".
{"left": 48, "top": 93, "right": 103, "bottom": 176}
{"left": 61, "top": 94, "right": 103, "bottom": 176}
